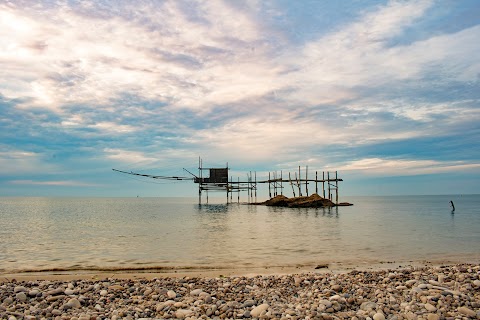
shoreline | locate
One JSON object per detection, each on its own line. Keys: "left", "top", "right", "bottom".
{"left": 2, "top": 258, "right": 479, "bottom": 282}
{"left": 1, "top": 263, "right": 479, "bottom": 319}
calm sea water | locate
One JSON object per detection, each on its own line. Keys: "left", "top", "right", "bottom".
{"left": 1, "top": 195, "right": 479, "bottom": 273}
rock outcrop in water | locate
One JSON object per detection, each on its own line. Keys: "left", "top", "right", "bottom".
{"left": 259, "top": 193, "right": 352, "bottom": 208}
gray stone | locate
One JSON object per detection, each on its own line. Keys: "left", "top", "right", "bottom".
{"left": 360, "top": 302, "right": 377, "bottom": 311}
{"left": 319, "top": 299, "right": 333, "bottom": 308}
{"left": 52, "top": 309, "right": 62, "bottom": 316}
{"left": 15, "top": 292, "right": 27, "bottom": 302}
{"left": 64, "top": 288, "right": 75, "bottom": 295}
{"left": 190, "top": 288, "right": 203, "bottom": 295}
{"left": 14, "top": 286, "right": 27, "bottom": 293}
{"left": 28, "top": 289, "right": 40, "bottom": 297}
{"left": 66, "top": 298, "right": 81, "bottom": 309}
{"left": 3, "top": 297, "right": 13, "bottom": 305}
{"left": 243, "top": 299, "right": 255, "bottom": 308}
{"left": 201, "top": 293, "right": 212, "bottom": 303}
{"left": 47, "top": 288, "right": 64, "bottom": 296}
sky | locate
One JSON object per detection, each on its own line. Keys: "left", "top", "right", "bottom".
{"left": 1, "top": 0, "right": 479, "bottom": 198}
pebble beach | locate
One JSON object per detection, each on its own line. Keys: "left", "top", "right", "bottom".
{"left": 1, "top": 264, "right": 480, "bottom": 320}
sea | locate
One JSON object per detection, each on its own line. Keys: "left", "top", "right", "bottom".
{"left": 1, "top": 195, "right": 479, "bottom": 274}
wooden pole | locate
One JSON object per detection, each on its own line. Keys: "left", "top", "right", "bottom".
{"left": 250, "top": 171, "right": 253, "bottom": 201}
{"left": 289, "top": 172, "right": 296, "bottom": 197}
{"left": 273, "top": 171, "right": 276, "bottom": 197}
{"left": 335, "top": 171, "right": 339, "bottom": 204}
{"left": 322, "top": 171, "right": 325, "bottom": 198}
{"left": 248, "top": 173, "right": 251, "bottom": 203}
{"left": 327, "top": 171, "right": 331, "bottom": 201}
{"left": 298, "top": 166, "right": 302, "bottom": 196}
{"left": 281, "top": 170, "right": 283, "bottom": 195}
{"left": 276, "top": 171, "right": 279, "bottom": 196}
{"left": 238, "top": 177, "right": 240, "bottom": 203}
{"left": 268, "top": 172, "right": 272, "bottom": 199}
{"left": 275, "top": 170, "right": 278, "bottom": 197}
{"left": 255, "top": 171, "right": 257, "bottom": 203}
{"left": 316, "top": 171, "right": 318, "bottom": 195}
{"left": 306, "top": 165, "right": 309, "bottom": 196}
{"left": 295, "top": 172, "right": 301, "bottom": 197}
{"left": 198, "top": 157, "right": 202, "bottom": 204}
{"left": 227, "top": 164, "right": 229, "bottom": 204}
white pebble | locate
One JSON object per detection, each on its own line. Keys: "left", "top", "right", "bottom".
{"left": 373, "top": 313, "right": 385, "bottom": 320}
{"left": 251, "top": 304, "right": 269, "bottom": 318}
{"left": 167, "top": 290, "right": 177, "bottom": 299}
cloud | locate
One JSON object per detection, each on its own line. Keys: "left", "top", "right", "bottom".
{"left": 89, "top": 121, "right": 136, "bottom": 134}
{"left": 104, "top": 148, "right": 157, "bottom": 164}
{"left": 1, "top": 1, "right": 479, "bottom": 196}
{"left": 0, "top": 149, "right": 55, "bottom": 175}
{"left": 3, "top": 0, "right": 477, "bottom": 128}
{"left": 9, "top": 180, "right": 99, "bottom": 187}
{"left": 0, "top": 1, "right": 282, "bottom": 114}
{"left": 336, "top": 158, "right": 480, "bottom": 176}
{"left": 282, "top": 0, "right": 480, "bottom": 106}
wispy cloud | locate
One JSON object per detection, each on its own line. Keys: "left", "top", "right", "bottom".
{"left": 104, "top": 148, "right": 157, "bottom": 164}
{"left": 337, "top": 158, "right": 480, "bottom": 176}
{"left": 0, "top": 149, "right": 56, "bottom": 175}
{"left": 1, "top": 0, "right": 479, "bottom": 195}
{"left": 0, "top": 1, "right": 278, "bottom": 114}
{"left": 9, "top": 180, "right": 99, "bottom": 187}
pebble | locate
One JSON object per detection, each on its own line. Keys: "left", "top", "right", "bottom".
{"left": 331, "top": 284, "right": 342, "bottom": 292}
{"left": 251, "top": 303, "right": 269, "bottom": 317}
{"left": 175, "top": 309, "right": 193, "bottom": 318}
{"left": 47, "top": 287, "right": 65, "bottom": 296}
{"left": 427, "top": 313, "right": 439, "bottom": 320}
{"left": 15, "top": 292, "right": 27, "bottom": 302}
{"left": 0, "top": 264, "right": 479, "bottom": 319}
{"left": 66, "top": 298, "right": 82, "bottom": 308}
{"left": 458, "top": 306, "right": 476, "bottom": 317}
{"left": 13, "top": 286, "right": 27, "bottom": 293}
{"left": 373, "top": 313, "right": 385, "bottom": 320}
{"left": 167, "top": 290, "right": 177, "bottom": 298}
{"left": 361, "top": 301, "right": 377, "bottom": 311}
{"left": 65, "top": 288, "right": 75, "bottom": 295}
{"left": 190, "top": 288, "right": 203, "bottom": 295}
{"left": 425, "top": 303, "right": 437, "bottom": 312}
{"left": 27, "top": 289, "right": 40, "bottom": 297}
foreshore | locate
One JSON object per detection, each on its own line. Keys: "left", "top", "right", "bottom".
{"left": 1, "top": 263, "right": 479, "bottom": 319}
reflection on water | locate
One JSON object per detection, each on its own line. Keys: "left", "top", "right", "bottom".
{"left": 197, "top": 203, "right": 229, "bottom": 213}
{"left": 0, "top": 195, "right": 479, "bottom": 272}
